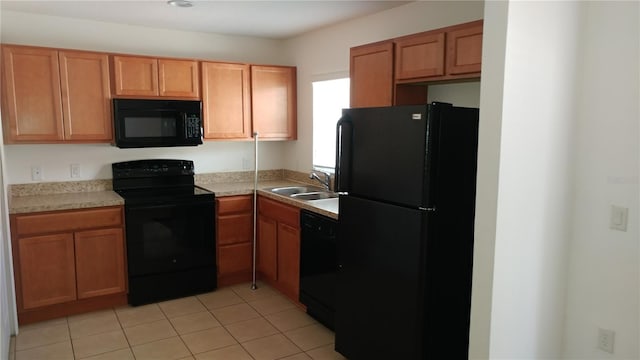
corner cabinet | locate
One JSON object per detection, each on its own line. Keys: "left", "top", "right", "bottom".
{"left": 349, "top": 19, "right": 483, "bottom": 108}
{"left": 112, "top": 55, "right": 200, "bottom": 98}
{"left": 202, "top": 62, "right": 252, "bottom": 140}
{"left": 394, "top": 20, "right": 483, "bottom": 82}
{"left": 216, "top": 195, "right": 254, "bottom": 286}
{"left": 11, "top": 206, "right": 127, "bottom": 325}
{"left": 257, "top": 196, "right": 301, "bottom": 303}
{"left": 1, "top": 45, "right": 112, "bottom": 143}
{"left": 251, "top": 65, "right": 297, "bottom": 140}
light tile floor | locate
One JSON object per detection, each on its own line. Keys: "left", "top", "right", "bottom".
{"left": 9, "top": 282, "right": 346, "bottom": 360}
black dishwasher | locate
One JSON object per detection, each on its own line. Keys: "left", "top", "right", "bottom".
{"left": 299, "top": 209, "right": 338, "bottom": 330}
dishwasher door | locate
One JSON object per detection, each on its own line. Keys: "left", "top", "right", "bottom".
{"left": 299, "top": 209, "right": 338, "bottom": 330}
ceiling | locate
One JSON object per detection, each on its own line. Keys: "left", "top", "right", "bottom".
{"left": 0, "top": 0, "right": 412, "bottom": 40}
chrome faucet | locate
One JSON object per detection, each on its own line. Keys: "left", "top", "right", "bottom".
{"left": 309, "top": 170, "right": 331, "bottom": 191}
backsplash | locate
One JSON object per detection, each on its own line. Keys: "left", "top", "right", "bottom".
{"left": 9, "top": 169, "right": 321, "bottom": 197}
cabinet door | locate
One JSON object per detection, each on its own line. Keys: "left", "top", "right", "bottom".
{"left": 75, "top": 228, "right": 126, "bottom": 299}
{"left": 202, "top": 62, "right": 251, "bottom": 139}
{"left": 112, "top": 55, "right": 158, "bottom": 96}
{"left": 277, "top": 222, "right": 300, "bottom": 300}
{"left": 1, "top": 46, "right": 64, "bottom": 142}
{"left": 395, "top": 32, "right": 445, "bottom": 80}
{"left": 350, "top": 42, "right": 394, "bottom": 108}
{"left": 446, "top": 21, "right": 483, "bottom": 75}
{"left": 158, "top": 59, "right": 200, "bottom": 98}
{"left": 251, "top": 65, "right": 297, "bottom": 140}
{"left": 218, "top": 242, "right": 252, "bottom": 276}
{"left": 18, "top": 233, "right": 76, "bottom": 309}
{"left": 59, "top": 51, "right": 112, "bottom": 141}
{"left": 257, "top": 214, "right": 278, "bottom": 281}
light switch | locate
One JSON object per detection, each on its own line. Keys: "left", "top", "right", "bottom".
{"left": 609, "top": 205, "right": 628, "bottom": 232}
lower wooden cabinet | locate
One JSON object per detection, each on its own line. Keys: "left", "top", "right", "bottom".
{"left": 10, "top": 206, "right": 127, "bottom": 324}
{"left": 216, "top": 195, "right": 254, "bottom": 286}
{"left": 257, "top": 196, "right": 301, "bottom": 303}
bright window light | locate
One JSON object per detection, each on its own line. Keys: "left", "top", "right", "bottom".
{"left": 312, "top": 77, "right": 350, "bottom": 170}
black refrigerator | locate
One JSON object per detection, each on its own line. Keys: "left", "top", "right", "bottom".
{"left": 334, "top": 102, "right": 479, "bottom": 360}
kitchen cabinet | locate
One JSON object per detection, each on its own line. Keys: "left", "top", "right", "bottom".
{"left": 202, "top": 62, "right": 251, "bottom": 139}
{"left": 112, "top": 55, "right": 200, "bottom": 98}
{"left": 11, "top": 206, "right": 127, "bottom": 325}
{"left": 257, "top": 196, "right": 301, "bottom": 302}
{"left": 349, "top": 20, "right": 482, "bottom": 107}
{"left": 1, "top": 45, "right": 112, "bottom": 143}
{"left": 350, "top": 42, "right": 394, "bottom": 108}
{"left": 394, "top": 20, "right": 483, "bottom": 82}
{"left": 251, "top": 65, "right": 297, "bottom": 140}
{"left": 216, "top": 195, "right": 254, "bottom": 286}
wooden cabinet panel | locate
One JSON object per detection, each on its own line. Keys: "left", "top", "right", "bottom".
{"left": 258, "top": 196, "right": 299, "bottom": 228}
{"left": 75, "top": 228, "right": 126, "bottom": 299}
{"left": 202, "top": 62, "right": 251, "bottom": 139}
{"left": 216, "top": 195, "right": 254, "bottom": 285}
{"left": 251, "top": 65, "right": 297, "bottom": 140}
{"left": 446, "top": 21, "right": 483, "bottom": 75}
{"left": 1, "top": 46, "right": 64, "bottom": 142}
{"left": 11, "top": 206, "right": 128, "bottom": 324}
{"left": 217, "top": 195, "right": 253, "bottom": 215}
{"left": 59, "top": 51, "right": 112, "bottom": 141}
{"left": 218, "top": 242, "right": 252, "bottom": 275}
{"left": 395, "top": 32, "right": 445, "bottom": 80}
{"left": 112, "top": 55, "right": 158, "bottom": 96}
{"left": 14, "top": 206, "right": 123, "bottom": 237}
{"left": 350, "top": 42, "right": 394, "bottom": 108}
{"left": 18, "top": 233, "right": 76, "bottom": 309}
{"left": 218, "top": 213, "right": 252, "bottom": 246}
{"left": 257, "top": 215, "right": 278, "bottom": 281}
{"left": 277, "top": 222, "right": 300, "bottom": 300}
{"left": 158, "top": 59, "right": 200, "bottom": 98}
{"left": 256, "top": 196, "right": 301, "bottom": 303}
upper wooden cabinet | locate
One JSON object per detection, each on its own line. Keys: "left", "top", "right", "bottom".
{"left": 251, "top": 65, "right": 297, "bottom": 140}
{"left": 350, "top": 20, "right": 483, "bottom": 108}
{"left": 350, "top": 42, "right": 394, "bottom": 108}
{"left": 202, "top": 62, "right": 251, "bottom": 140}
{"left": 446, "top": 21, "right": 483, "bottom": 76}
{"left": 394, "top": 20, "right": 483, "bottom": 82}
{"left": 1, "top": 45, "right": 112, "bottom": 143}
{"left": 112, "top": 55, "right": 200, "bottom": 98}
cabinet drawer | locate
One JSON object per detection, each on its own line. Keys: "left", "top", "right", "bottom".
{"left": 218, "top": 242, "right": 252, "bottom": 275}
{"left": 14, "top": 206, "right": 123, "bottom": 237}
{"left": 258, "top": 196, "right": 299, "bottom": 228}
{"left": 217, "top": 195, "right": 253, "bottom": 215}
{"left": 217, "top": 213, "right": 252, "bottom": 245}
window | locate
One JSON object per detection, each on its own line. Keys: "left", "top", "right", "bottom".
{"left": 312, "top": 77, "right": 350, "bottom": 170}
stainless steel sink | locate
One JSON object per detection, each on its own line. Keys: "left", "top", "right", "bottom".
{"left": 290, "top": 191, "right": 338, "bottom": 201}
{"left": 267, "top": 186, "right": 325, "bottom": 196}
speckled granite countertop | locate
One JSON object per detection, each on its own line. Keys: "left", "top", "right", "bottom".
{"left": 9, "top": 171, "right": 338, "bottom": 219}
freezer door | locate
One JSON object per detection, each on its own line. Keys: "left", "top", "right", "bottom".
{"left": 337, "top": 105, "right": 437, "bottom": 208}
{"left": 335, "top": 195, "right": 427, "bottom": 359}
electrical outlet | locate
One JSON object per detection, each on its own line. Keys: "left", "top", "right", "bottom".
{"left": 70, "top": 164, "right": 81, "bottom": 179}
{"left": 598, "top": 327, "right": 615, "bottom": 353}
{"left": 242, "top": 157, "right": 251, "bottom": 170}
{"left": 31, "top": 166, "right": 42, "bottom": 181}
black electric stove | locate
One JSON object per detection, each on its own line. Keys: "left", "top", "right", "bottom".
{"left": 112, "top": 159, "right": 216, "bottom": 305}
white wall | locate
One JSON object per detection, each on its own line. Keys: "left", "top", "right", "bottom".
{"left": 282, "top": 1, "right": 485, "bottom": 172}
{"left": 563, "top": 2, "right": 639, "bottom": 359}
{"left": 483, "top": 1, "right": 581, "bottom": 358}
{"left": 0, "top": 10, "right": 292, "bottom": 184}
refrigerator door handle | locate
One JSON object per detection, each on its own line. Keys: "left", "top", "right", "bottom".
{"left": 335, "top": 114, "right": 353, "bottom": 193}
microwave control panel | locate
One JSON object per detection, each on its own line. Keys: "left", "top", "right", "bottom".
{"left": 185, "top": 114, "right": 202, "bottom": 138}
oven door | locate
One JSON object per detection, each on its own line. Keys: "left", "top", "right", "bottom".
{"left": 125, "top": 198, "right": 215, "bottom": 277}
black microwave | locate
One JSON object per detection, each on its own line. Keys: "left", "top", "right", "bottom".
{"left": 113, "top": 99, "right": 203, "bottom": 148}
